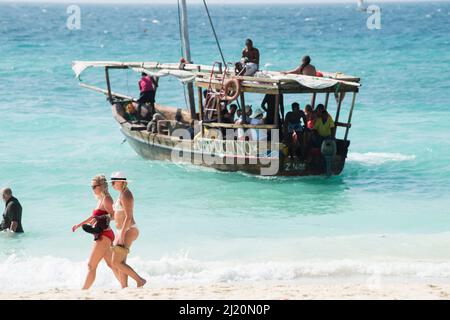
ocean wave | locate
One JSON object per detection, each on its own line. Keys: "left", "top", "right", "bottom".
{"left": 347, "top": 152, "right": 416, "bottom": 165}
{"left": 1, "top": 254, "right": 450, "bottom": 291}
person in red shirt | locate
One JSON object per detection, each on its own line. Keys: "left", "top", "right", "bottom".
{"left": 137, "top": 72, "right": 157, "bottom": 115}
{"left": 304, "top": 104, "right": 316, "bottom": 129}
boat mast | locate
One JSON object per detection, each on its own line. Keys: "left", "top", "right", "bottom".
{"left": 180, "top": 0, "right": 197, "bottom": 120}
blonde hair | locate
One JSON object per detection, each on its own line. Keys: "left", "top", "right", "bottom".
{"left": 92, "top": 175, "right": 110, "bottom": 199}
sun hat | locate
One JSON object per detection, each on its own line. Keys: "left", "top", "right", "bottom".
{"left": 251, "top": 108, "right": 265, "bottom": 118}
{"left": 109, "top": 171, "right": 131, "bottom": 183}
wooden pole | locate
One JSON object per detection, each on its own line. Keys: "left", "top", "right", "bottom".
{"left": 311, "top": 93, "right": 317, "bottom": 109}
{"left": 344, "top": 92, "right": 357, "bottom": 141}
{"left": 180, "top": 0, "right": 197, "bottom": 120}
{"left": 334, "top": 92, "right": 343, "bottom": 139}
{"left": 335, "top": 92, "right": 343, "bottom": 123}
{"left": 197, "top": 66, "right": 204, "bottom": 121}
{"left": 240, "top": 93, "right": 247, "bottom": 124}
{"left": 274, "top": 93, "right": 280, "bottom": 127}
{"left": 324, "top": 93, "right": 330, "bottom": 110}
{"left": 105, "top": 67, "right": 113, "bottom": 104}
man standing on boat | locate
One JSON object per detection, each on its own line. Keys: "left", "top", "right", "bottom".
{"left": 137, "top": 72, "right": 156, "bottom": 115}
{"left": 236, "top": 39, "right": 260, "bottom": 76}
{"left": 0, "top": 188, "right": 24, "bottom": 233}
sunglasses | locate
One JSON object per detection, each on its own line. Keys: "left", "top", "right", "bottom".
{"left": 91, "top": 185, "right": 100, "bottom": 190}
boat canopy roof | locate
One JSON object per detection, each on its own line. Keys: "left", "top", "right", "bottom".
{"left": 72, "top": 60, "right": 361, "bottom": 95}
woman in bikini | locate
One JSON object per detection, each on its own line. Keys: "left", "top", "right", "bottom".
{"left": 72, "top": 175, "right": 120, "bottom": 290}
{"left": 110, "top": 172, "right": 146, "bottom": 288}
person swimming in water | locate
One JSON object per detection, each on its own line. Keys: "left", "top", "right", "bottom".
{"left": 72, "top": 175, "right": 120, "bottom": 290}
{"left": 110, "top": 172, "right": 146, "bottom": 288}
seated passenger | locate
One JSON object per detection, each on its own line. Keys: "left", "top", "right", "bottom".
{"left": 146, "top": 111, "right": 166, "bottom": 133}
{"left": 249, "top": 108, "right": 267, "bottom": 141}
{"left": 235, "top": 106, "right": 252, "bottom": 140}
{"left": 235, "top": 109, "right": 242, "bottom": 122}
{"left": 235, "top": 39, "right": 260, "bottom": 76}
{"left": 283, "top": 55, "right": 316, "bottom": 76}
{"left": 312, "top": 104, "right": 335, "bottom": 147}
{"left": 284, "top": 103, "right": 307, "bottom": 158}
{"left": 125, "top": 103, "right": 138, "bottom": 122}
{"left": 235, "top": 105, "right": 252, "bottom": 125}
{"left": 223, "top": 104, "right": 237, "bottom": 124}
{"left": 304, "top": 104, "right": 316, "bottom": 129}
{"left": 284, "top": 103, "right": 307, "bottom": 134}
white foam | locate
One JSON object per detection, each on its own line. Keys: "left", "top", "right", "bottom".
{"left": 347, "top": 152, "right": 416, "bottom": 165}
{"left": 1, "top": 254, "right": 450, "bottom": 292}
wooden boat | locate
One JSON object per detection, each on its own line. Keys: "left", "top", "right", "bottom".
{"left": 72, "top": 1, "right": 361, "bottom": 177}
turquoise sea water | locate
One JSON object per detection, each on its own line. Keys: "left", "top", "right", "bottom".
{"left": 1, "top": 2, "right": 450, "bottom": 290}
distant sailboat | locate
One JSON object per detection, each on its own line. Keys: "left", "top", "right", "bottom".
{"left": 356, "top": 0, "right": 368, "bottom": 12}
{"left": 357, "top": 0, "right": 382, "bottom": 13}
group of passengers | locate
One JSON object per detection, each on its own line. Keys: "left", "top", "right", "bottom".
{"left": 123, "top": 37, "right": 327, "bottom": 145}
{"left": 283, "top": 102, "right": 335, "bottom": 160}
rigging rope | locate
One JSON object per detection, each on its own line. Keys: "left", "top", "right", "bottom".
{"left": 126, "top": 68, "right": 129, "bottom": 96}
{"left": 202, "top": 0, "right": 226, "bottom": 66}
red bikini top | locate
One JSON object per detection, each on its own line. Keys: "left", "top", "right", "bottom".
{"left": 92, "top": 209, "right": 109, "bottom": 217}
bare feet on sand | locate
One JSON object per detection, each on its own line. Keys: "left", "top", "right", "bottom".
{"left": 137, "top": 278, "right": 147, "bottom": 288}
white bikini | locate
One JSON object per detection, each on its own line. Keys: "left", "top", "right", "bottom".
{"left": 113, "top": 195, "right": 139, "bottom": 246}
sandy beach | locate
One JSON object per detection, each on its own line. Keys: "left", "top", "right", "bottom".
{"left": 2, "top": 281, "right": 450, "bottom": 300}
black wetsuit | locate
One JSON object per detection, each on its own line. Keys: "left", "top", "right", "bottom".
{"left": 0, "top": 197, "right": 24, "bottom": 233}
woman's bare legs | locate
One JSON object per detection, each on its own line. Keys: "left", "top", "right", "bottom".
{"left": 112, "top": 228, "right": 146, "bottom": 288}
{"left": 82, "top": 237, "right": 111, "bottom": 290}
{"left": 118, "top": 256, "right": 129, "bottom": 288}
{"left": 103, "top": 247, "right": 122, "bottom": 285}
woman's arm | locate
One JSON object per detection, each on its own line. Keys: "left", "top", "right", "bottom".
{"left": 72, "top": 216, "right": 95, "bottom": 232}
{"left": 104, "top": 196, "right": 115, "bottom": 221}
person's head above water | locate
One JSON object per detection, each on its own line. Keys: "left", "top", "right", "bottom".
{"left": 91, "top": 175, "right": 109, "bottom": 199}
{"left": 1, "top": 187, "right": 12, "bottom": 203}
{"left": 302, "top": 55, "right": 311, "bottom": 65}
{"left": 245, "top": 39, "right": 253, "bottom": 49}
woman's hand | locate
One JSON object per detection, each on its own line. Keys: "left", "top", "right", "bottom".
{"left": 72, "top": 224, "right": 80, "bottom": 232}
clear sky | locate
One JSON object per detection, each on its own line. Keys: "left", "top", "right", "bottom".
{"left": 0, "top": 0, "right": 447, "bottom": 3}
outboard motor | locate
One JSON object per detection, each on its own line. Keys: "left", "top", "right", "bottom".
{"left": 321, "top": 139, "right": 337, "bottom": 177}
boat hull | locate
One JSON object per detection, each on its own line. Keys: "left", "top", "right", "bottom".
{"left": 121, "top": 126, "right": 349, "bottom": 177}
